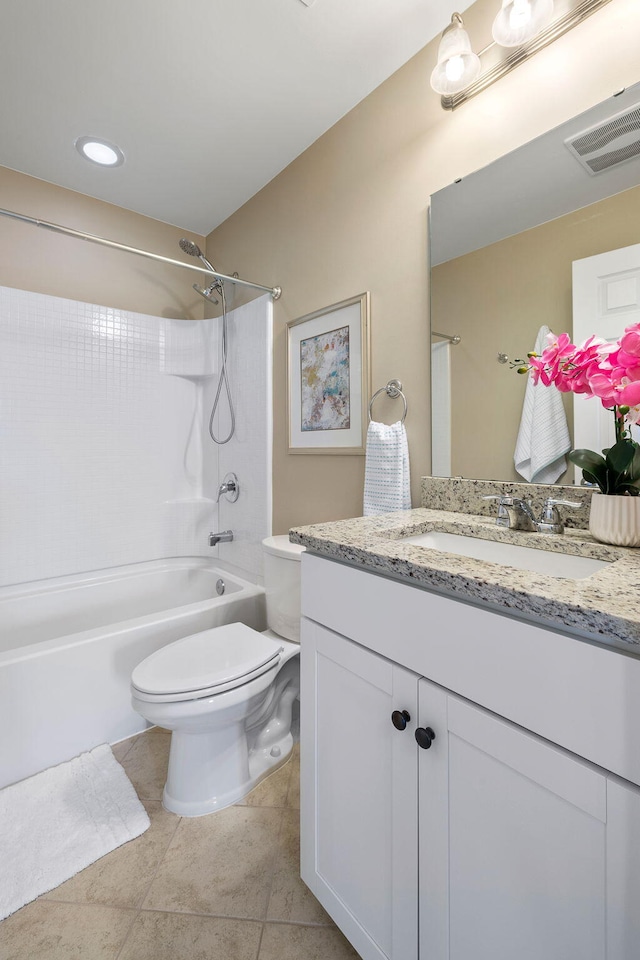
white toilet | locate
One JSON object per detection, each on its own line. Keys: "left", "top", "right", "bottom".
{"left": 130, "top": 536, "right": 304, "bottom": 816}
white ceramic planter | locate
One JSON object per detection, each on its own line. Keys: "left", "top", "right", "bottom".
{"left": 589, "top": 493, "right": 640, "bottom": 547}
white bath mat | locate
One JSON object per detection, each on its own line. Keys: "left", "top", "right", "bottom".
{"left": 0, "top": 743, "right": 150, "bottom": 921}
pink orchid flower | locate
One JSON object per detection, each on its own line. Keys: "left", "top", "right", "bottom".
{"left": 529, "top": 332, "right": 576, "bottom": 387}
{"left": 626, "top": 403, "right": 640, "bottom": 426}
{"left": 523, "top": 323, "right": 640, "bottom": 429}
{"left": 620, "top": 324, "right": 640, "bottom": 359}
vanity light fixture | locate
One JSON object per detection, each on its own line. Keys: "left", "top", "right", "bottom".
{"left": 75, "top": 136, "right": 125, "bottom": 167}
{"left": 492, "top": 0, "right": 555, "bottom": 46}
{"left": 432, "top": 0, "right": 615, "bottom": 110}
{"left": 430, "top": 13, "right": 481, "bottom": 96}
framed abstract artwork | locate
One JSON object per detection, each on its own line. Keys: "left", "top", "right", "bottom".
{"left": 286, "top": 293, "right": 370, "bottom": 454}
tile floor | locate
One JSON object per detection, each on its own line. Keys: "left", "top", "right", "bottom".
{"left": 2, "top": 728, "right": 360, "bottom": 960}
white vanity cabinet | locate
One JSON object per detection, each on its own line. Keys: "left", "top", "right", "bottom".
{"left": 299, "top": 553, "right": 640, "bottom": 960}
{"left": 421, "top": 680, "right": 607, "bottom": 959}
{"left": 300, "top": 619, "right": 420, "bottom": 960}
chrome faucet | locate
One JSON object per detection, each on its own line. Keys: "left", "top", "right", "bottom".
{"left": 483, "top": 496, "right": 581, "bottom": 534}
{"left": 483, "top": 495, "right": 534, "bottom": 531}
{"left": 534, "top": 498, "right": 582, "bottom": 534}
{"left": 209, "top": 530, "right": 234, "bottom": 547}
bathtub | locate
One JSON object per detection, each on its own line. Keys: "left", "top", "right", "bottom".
{"left": 0, "top": 558, "right": 266, "bottom": 788}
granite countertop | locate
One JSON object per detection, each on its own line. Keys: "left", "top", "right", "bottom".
{"left": 290, "top": 507, "right": 640, "bottom": 652}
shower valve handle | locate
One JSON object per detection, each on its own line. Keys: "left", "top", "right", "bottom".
{"left": 217, "top": 473, "right": 240, "bottom": 503}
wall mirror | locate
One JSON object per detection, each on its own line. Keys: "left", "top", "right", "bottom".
{"left": 429, "top": 81, "right": 640, "bottom": 484}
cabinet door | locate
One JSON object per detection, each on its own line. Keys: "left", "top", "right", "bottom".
{"left": 300, "top": 618, "right": 419, "bottom": 960}
{"left": 419, "top": 680, "right": 608, "bottom": 960}
{"left": 607, "top": 776, "right": 640, "bottom": 957}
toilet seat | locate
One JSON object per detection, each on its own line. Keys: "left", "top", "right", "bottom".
{"left": 131, "top": 622, "right": 283, "bottom": 703}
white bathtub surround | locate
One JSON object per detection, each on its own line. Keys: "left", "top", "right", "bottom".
{"left": 213, "top": 295, "right": 273, "bottom": 579}
{"left": 0, "top": 744, "right": 149, "bottom": 921}
{"left": 0, "top": 285, "right": 273, "bottom": 587}
{"left": 0, "top": 286, "right": 219, "bottom": 586}
{"left": 0, "top": 559, "right": 266, "bottom": 788}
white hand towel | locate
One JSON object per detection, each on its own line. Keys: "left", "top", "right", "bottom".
{"left": 363, "top": 420, "right": 411, "bottom": 516}
{"left": 514, "top": 325, "right": 571, "bottom": 484}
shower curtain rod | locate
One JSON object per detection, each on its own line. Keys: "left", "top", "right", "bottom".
{"left": 0, "top": 207, "right": 282, "bottom": 300}
{"left": 432, "top": 330, "right": 461, "bottom": 344}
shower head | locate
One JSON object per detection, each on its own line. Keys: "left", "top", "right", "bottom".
{"left": 179, "top": 237, "right": 220, "bottom": 280}
{"left": 193, "top": 283, "right": 219, "bottom": 306}
{"left": 179, "top": 237, "right": 204, "bottom": 258}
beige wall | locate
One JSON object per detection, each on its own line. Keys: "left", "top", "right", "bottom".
{"left": 432, "top": 184, "right": 640, "bottom": 481}
{"left": 207, "top": 0, "right": 640, "bottom": 533}
{"left": 0, "top": 167, "right": 206, "bottom": 320}
{"left": 1, "top": 0, "right": 639, "bottom": 535}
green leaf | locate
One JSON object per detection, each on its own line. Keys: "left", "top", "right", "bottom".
{"left": 605, "top": 439, "right": 636, "bottom": 475}
{"left": 582, "top": 467, "right": 611, "bottom": 493}
{"left": 579, "top": 466, "right": 609, "bottom": 495}
{"left": 629, "top": 444, "right": 640, "bottom": 483}
{"left": 569, "top": 442, "right": 640, "bottom": 495}
{"left": 568, "top": 449, "right": 607, "bottom": 472}
{"left": 615, "top": 483, "right": 640, "bottom": 496}
{"left": 567, "top": 448, "right": 608, "bottom": 493}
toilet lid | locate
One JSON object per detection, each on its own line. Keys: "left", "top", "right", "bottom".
{"left": 262, "top": 535, "right": 305, "bottom": 560}
{"left": 131, "top": 622, "right": 283, "bottom": 698}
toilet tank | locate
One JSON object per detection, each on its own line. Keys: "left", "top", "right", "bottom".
{"left": 262, "top": 536, "right": 305, "bottom": 643}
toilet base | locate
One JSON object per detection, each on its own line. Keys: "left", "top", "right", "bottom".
{"left": 132, "top": 638, "right": 300, "bottom": 818}
{"left": 160, "top": 657, "right": 299, "bottom": 817}
{"left": 162, "top": 729, "right": 294, "bottom": 817}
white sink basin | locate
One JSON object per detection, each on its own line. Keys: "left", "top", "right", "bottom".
{"left": 401, "top": 531, "right": 611, "bottom": 580}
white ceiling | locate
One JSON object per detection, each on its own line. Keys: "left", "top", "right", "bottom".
{"left": 0, "top": 0, "right": 465, "bottom": 236}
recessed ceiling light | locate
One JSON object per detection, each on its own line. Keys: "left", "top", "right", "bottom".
{"left": 75, "top": 136, "right": 125, "bottom": 167}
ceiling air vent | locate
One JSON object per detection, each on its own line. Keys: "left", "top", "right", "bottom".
{"left": 564, "top": 103, "right": 640, "bottom": 176}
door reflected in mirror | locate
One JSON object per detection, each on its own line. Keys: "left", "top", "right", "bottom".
{"left": 429, "top": 82, "right": 640, "bottom": 484}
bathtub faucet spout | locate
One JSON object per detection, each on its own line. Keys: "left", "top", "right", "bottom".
{"left": 209, "top": 530, "right": 234, "bottom": 547}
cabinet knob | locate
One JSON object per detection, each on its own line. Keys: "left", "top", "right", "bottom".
{"left": 391, "top": 710, "right": 411, "bottom": 731}
{"left": 415, "top": 726, "right": 436, "bottom": 749}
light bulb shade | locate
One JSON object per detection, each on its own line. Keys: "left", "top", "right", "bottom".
{"left": 492, "top": 0, "right": 554, "bottom": 47}
{"left": 430, "top": 19, "right": 481, "bottom": 95}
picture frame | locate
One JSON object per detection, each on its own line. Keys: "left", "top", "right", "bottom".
{"left": 286, "top": 292, "right": 371, "bottom": 455}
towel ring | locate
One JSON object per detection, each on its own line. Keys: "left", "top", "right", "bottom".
{"left": 368, "top": 379, "right": 408, "bottom": 424}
